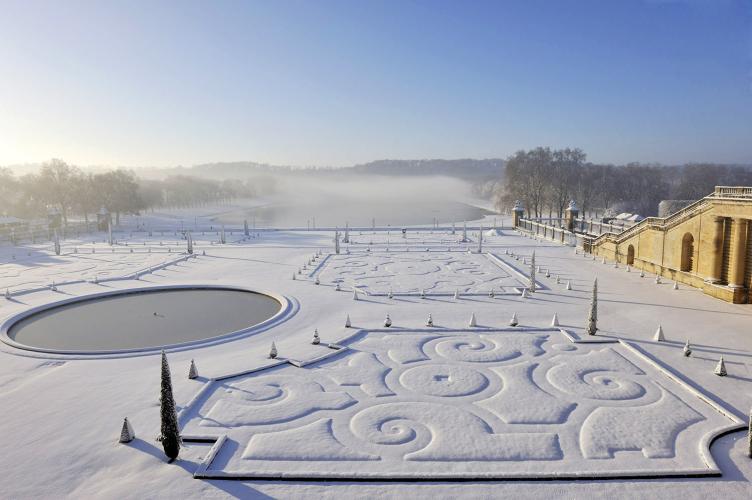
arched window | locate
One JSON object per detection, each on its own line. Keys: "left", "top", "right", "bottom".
{"left": 627, "top": 245, "right": 635, "bottom": 266}
{"left": 681, "top": 233, "right": 694, "bottom": 272}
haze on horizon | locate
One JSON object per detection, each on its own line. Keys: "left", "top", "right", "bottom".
{"left": 0, "top": 0, "right": 750, "bottom": 169}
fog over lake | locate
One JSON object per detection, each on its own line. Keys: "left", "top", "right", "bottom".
{"left": 207, "top": 175, "right": 493, "bottom": 228}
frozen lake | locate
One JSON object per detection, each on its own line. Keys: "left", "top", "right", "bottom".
{"left": 7, "top": 288, "right": 281, "bottom": 352}
{"left": 209, "top": 200, "right": 493, "bottom": 228}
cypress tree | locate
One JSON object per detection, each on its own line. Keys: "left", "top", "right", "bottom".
{"left": 586, "top": 278, "right": 598, "bottom": 335}
{"left": 529, "top": 251, "right": 536, "bottom": 292}
{"left": 748, "top": 406, "right": 751, "bottom": 458}
{"left": 159, "top": 351, "right": 181, "bottom": 462}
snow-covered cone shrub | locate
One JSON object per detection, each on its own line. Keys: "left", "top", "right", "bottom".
{"left": 454, "top": 289, "right": 460, "bottom": 300}
{"left": 426, "top": 314, "right": 433, "bottom": 327}
{"left": 556, "top": 275, "right": 561, "bottom": 284}
{"left": 565, "top": 280, "right": 572, "bottom": 290}
{"left": 469, "top": 312, "right": 477, "bottom": 327}
{"left": 551, "top": 313, "right": 559, "bottom": 327}
{"left": 119, "top": 417, "right": 135, "bottom": 443}
{"left": 509, "top": 312, "right": 518, "bottom": 327}
{"left": 545, "top": 269, "right": 551, "bottom": 278}
{"left": 654, "top": 325, "right": 665, "bottom": 342}
{"left": 683, "top": 340, "right": 692, "bottom": 357}
{"left": 673, "top": 281, "right": 679, "bottom": 290}
{"left": 639, "top": 270, "right": 645, "bottom": 278}
{"left": 353, "top": 289, "right": 358, "bottom": 301}
{"left": 488, "top": 288, "right": 495, "bottom": 298}
{"left": 312, "top": 329, "right": 320, "bottom": 345}
{"left": 714, "top": 356, "right": 727, "bottom": 376}
{"left": 420, "top": 289, "right": 426, "bottom": 299}
{"left": 655, "top": 275, "right": 661, "bottom": 284}
{"left": 345, "top": 314, "right": 351, "bottom": 328}
{"left": 586, "top": 278, "right": 598, "bottom": 336}
{"left": 384, "top": 314, "right": 392, "bottom": 327}
{"left": 388, "top": 289, "right": 393, "bottom": 299}
{"left": 315, "top": 276, "right": 320, "bottom": 285}
{"left": 159, "top": 351, "right": 181, "bottom": 462}
{"left": 188, "top": 359, "right": 198, "bottom": 379}
{"left": 269, "top": 342, "right": 278, "bottom": 359}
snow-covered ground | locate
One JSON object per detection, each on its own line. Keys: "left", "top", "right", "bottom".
{"left": 0, "top": 212, "right": 751, "bottom": 498}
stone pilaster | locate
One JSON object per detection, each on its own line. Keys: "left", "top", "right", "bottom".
{"left": 728, "top": 218, "right": 748, "bottom": 288}
{"left": 706, "top": 216, "right": 725, "bottom": 284}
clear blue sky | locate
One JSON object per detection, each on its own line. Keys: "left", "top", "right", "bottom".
{"left": 0, "top": 0, "right": 750, "bottom": 167}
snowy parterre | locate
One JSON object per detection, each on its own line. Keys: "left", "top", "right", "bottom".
{"left": 181, "top": 327, "right": 735, "bottom": 479}
{"left": 0, "top": 214, "right": 750, "bottom": 498}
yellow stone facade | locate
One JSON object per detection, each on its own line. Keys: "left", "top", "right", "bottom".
{"left": 586, "top": 187, "right": 752, "bottom": 304}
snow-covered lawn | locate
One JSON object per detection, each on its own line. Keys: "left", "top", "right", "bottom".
{"left": 0, "top": 215, "right": 750, "bottom": 498}
{"left": 316, "top": 251, "right": 527, "bottom": 295}
{"left": 180, "top": 327, "right": 735, "bottom": 479}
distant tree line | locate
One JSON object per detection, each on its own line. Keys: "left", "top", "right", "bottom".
{"left": 492, "top": 147, "right": 752, "bottom": 218}
{"left": 0, "top": 159, "right": 257, "bottom": 226}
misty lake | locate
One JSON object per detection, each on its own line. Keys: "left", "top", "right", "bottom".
{"left": 210, "top": 200, "right": 494, "bottom": 228}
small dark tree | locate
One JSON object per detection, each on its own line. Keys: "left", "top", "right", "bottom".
{"left": 586, "top": 278, "right": 598, "bottom": 336}
{"left": 159, "top": 351, "right": 181, "bottom": 462}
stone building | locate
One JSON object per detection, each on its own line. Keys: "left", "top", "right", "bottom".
{"left": 586, "top": 187, "right": 752, "bottom": 303}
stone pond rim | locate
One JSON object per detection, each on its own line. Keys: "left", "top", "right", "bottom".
{"left": 0, "top": 285, "right": 292, "bottom": 356}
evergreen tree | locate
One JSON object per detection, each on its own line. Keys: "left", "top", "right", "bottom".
{"left": 159, "top": 351, "right": 181, "bottom": 462}
{"left": 748, "top": 406, "right": 751, "bottom": 458}
{"left": 586, "top": 278, "right": 598, "bottom": 335}
{"left": 529, "top": 251, "right": 536, "bottom": 292}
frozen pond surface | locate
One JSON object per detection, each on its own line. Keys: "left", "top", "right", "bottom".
{"left": 7, "top": 288, "right": 281, "bottom": 352}
{"left": 213, "top": 200, "right": 492, "bottom": 228}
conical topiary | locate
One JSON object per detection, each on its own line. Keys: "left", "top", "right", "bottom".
{"left": 509, "top": 312, "right": 518, "bottom": 327}
{"left": 565, "top": 280, "right": 572, "bottom": 291}
{"left": 714, "top": 356, "right": 727, "bottom": 376}
{"left": 345, "top": 314, "right": 351, "bottom": 328}
{"left": 312, "top": 329, "right": 320, "bottom": 345}
{"left": 469, "top": 312, "right": 477, "bottom": 327}
{"left": 529, "top": 251, "right": 536, "bottom": 293}
{"left": 551, "top": 313, "right": 559, "bottom": 327}
{"left": 384, "top": 314, "right": 392, "bottom": 328}
{"left": 269, "top": 342, "right": 278, "bottom": 359}
{"left": 748, "top": 407, "right": 751, "bottom": 458}
{"left": 683, "top": 340, "right": 692, "bottom": 357}
{"left": 188, "top": 359, "right": 198, "bottom": 379}
{"left": 159, "top": 351, "right": 181, "bottom": 462}
{"left": 119, "top": 417, "right": 135, "bottom": 443}
{"left": 426, "top": 313, "right": 434, "bottom": 327}
{"left": 586, "top": 278, "right": 598, "bottom": 336}
{"left": 654, "top": 325, "right": 665, "bottom": 342}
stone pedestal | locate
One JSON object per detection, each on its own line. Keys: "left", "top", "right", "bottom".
{"left": 565, "top": 200, "right": 579, "bottom": 232}
{"left": 512, "top": 201, "right": 524, "bottom": 227}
